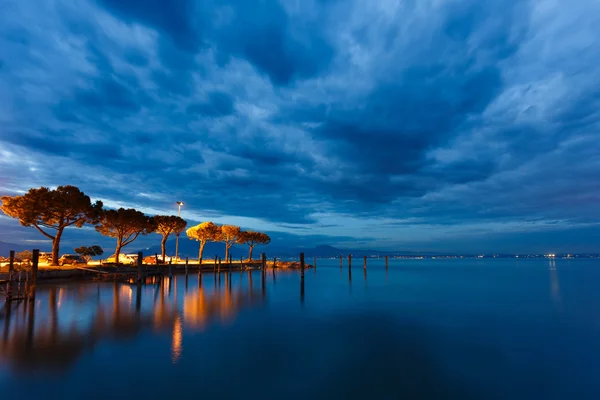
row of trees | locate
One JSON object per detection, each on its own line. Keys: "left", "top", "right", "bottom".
{"left": 186, "top": 222, "right": 271, "bottom": 263}
{"left": 0, "top": 185, "right": 269, "bottom": 266}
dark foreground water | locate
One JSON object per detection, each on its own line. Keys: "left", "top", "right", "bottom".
{"left": 1, "top": 258, "right": 600, "bottom": 399}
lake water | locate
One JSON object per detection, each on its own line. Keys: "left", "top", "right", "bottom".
{"left": 1, "top": 258, "right": 600, "bottom": 399}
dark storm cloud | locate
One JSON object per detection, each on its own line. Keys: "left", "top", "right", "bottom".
{"left": 1, "top": 0, "right": 600, "bottom": 252}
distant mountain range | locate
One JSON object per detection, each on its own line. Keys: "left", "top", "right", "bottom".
{"left": 135, "top": 241, "right": 447, "bottom": 260}
{"left": 0, "top": 241, "right": 51, "bottom": 256}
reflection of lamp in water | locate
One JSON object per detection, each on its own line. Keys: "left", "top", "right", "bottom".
{"left": 549, "top": 262, "right": 562, "bottom": 310}
{"left": 171, "top": 316, "right": 183, "bottom": 364}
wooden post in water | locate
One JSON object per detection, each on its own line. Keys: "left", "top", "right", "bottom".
{"left": 137, "top": 251, "right": 143, "bottom": 282}
{"left": 364, "top": 256, "right": 367, "bottom": 269}
{"left": 340, "top": 256, "right": 343, "bottom": 269}
{"left": 261, "top": 256, "right": 266, "bottom": 298}
{"left": 314, "top": 257, "right": 317, "bottom": 269}
{"left": 155, "top": 253, "right": 159, "bottom": 265}
{"left": 348, "top": 254, "right": 352, "bottom": 269}
{"left": 300, "top": 252, "right": 305, "bottom": 304}
{"left": 240, "top": 256, "right": 244, "bottom": 272}
{"left": 6, "top": 251, "right": 14, "bottom": 302}
{"left": 185, "top": 257, "right": 189, "bottom": 275}
{"left": 272, "top": 257, "right": 276, "bottom": 280}
{"left": 218, "top": 257, "right": 221, "bottom": 273}
{"left": 385, "top": 256, "right": 389, "bottom": 269}
{"left": 214, "top": 256, "right": 217, "bottom": 272}
{"left": 29, "top": 249, "right": 39, "bottom": 299}
{"left": 229, "top": 254, "right": 232, "bottom": 264}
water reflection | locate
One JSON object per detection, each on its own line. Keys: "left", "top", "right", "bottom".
{"left": 549, "top": 260, "right": 562, "bottom": 310}
{"left": 0, "top": 272, "right": 264, "bottom": 372}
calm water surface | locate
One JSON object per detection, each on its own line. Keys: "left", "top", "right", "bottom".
{"left": 2, "top": 259, "right": 600, "bottom": 399}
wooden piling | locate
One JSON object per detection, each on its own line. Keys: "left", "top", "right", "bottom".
{"left": 300, "top": 253, "right": 305, "bottom": 304}
{"left": 314, "top": 257, "right": 317, "bottom": 269}
{"left": 218, "top": 257, "right": 221, "bottom": 273}
{"left": 348, "top": 254, "right": 352, "bottom": 269}
{"left": 340, "top": 255, "right": 343, "bottom": 269}
{"left": 364, "top": 256, "right": 367, "bottom": 269}
{"left": 155, "top": 253, "right": 159, "bottom": 265}
{"left": 29, "top": 249, "right": 39, "bottom": 298}
{"left": 6, "top": 251, "right": 15, "bottom": 301}
{"left": 385, "top": 256, "right": 389, "bottom": 269}
{"left": 240, "top": 256, "right": 244, "bottom": 272}
{"left": 261, "top": 253, "right": 266, "bottom": 270}
{"left": 272, "top": 257, "right": 276, "bottom": 280}
{"left": 185, "top": 257, "right": 189, "bottom": 275}
{"left": 137, "top": 251, "right": 143, "bottom": 282}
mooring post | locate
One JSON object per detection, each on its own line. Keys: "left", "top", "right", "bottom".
{"left": 214, "top": 256, "right": 217, "bottom": 272}
{"left": 169, "top": 258, "right": 173, "bottom": 277}
{"left": 6, "top": 250, "right": 15, "bottom": 301}
{"left": 261, "top": 258, "right": 266, "bottom": 298}
{"left": 229, "top": 254, "right": 232, "bottom": 264}
{"left": 364, "top": 256, "right": 367, "bottom": 269}
{"left": 155, "top": 253, "right": 159, "bottom": 265}
{"left": 185, "top": 257, "right": 189, "bottom": 275}
{"left": 314, "top": 257, "right": 317, "bottom": 269}
{"left": 240, "top": 256, "right": 244, "bottom": 272}
{"left": 340, "top": 255, "right": 343, "bottom": 269}
{"left": 30, "top": 249, "right": 39, "bottom": 299}
{"left": 261, "top": 253, "right": 266, "bottom": 271}
{"left": 348, "top": 254, "right": 352, "bottom": 269}
{"left": 272, "top": 257, "right": 276, "bottom": 280}
{"left": 218, "top": 257, "right": 221, "bottom": 273}
{"left": 385, "top": 256, "right": 389, "bottom": 269}
{"left": 137, "top": 251, "right": 143, "bottom": 282}
{"left": 300, "top": 252, "right": 305, "bottom": 304}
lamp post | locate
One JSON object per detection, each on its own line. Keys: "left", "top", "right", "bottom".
{"left": 176, "top": 201, "right": 184, "bottom": 262}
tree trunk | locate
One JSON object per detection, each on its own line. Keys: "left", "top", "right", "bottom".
{"left": 51, "top": 229, "right": 63, "bottom": 266}
{"left": 115, "top": 241, "right": 122, "bottom": 266}
{"left": 198, "top": 241, "right": 205, "bottom": 264}
{"left": 248, "top": 246, "right": 254, "bottom": 261}
{"left": 161, "top": 235, "right": 168, "bottom": 261}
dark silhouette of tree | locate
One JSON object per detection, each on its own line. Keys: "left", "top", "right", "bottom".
{"left": 154, "top": 215, "right": 187, "bottom": 261}
{"left": 238, "top": 231, "right": 271, "bottom": 260}
{"left": 219, "top": 225, "right": 241, "bottom": 262}
{"left": 186, "top": 222, "right": 220, "bottom": 264}
{"left": 0, "top": 186, "right": 103, "bottom": 265}
{"left": 95, "top": 208, "right": 155, "bottom": 265}
{"left": 74, "top": 245, "right": 104, "bottom": 262}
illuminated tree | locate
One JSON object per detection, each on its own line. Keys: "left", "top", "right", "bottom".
{"left": 219, "top": 225, "right": 241, "bottom": 262}
{"left": 238, "top": 231, "right": 271, "bottom": 260}
{"left": 74, "top": 245, "right": 104, "bottom": 262}
{"left": 16, "top": 250, "right": 33, "bottom": 262}
{"left": 95, "top": 208, "right": 156, "bottom": 265}
{"left": 0, "top": 185, "right": 103, "bottom": 265}
{"left": 186, "top": 222, "right": 220, "bottom": 264}
{"left": 154, "top": 215, "right": 187, "bottom": 261}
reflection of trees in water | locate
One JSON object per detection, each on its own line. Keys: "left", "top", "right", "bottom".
{"left": 0, "top": 273, "right": 263, "bottom": 372}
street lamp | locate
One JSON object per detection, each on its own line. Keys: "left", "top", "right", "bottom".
{"left": 175, "top": 201, "right": 184, "bottom": 261}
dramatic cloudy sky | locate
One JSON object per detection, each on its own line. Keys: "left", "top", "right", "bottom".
{"left": 1, "top": 0, "right": 600, "bottom": 253}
